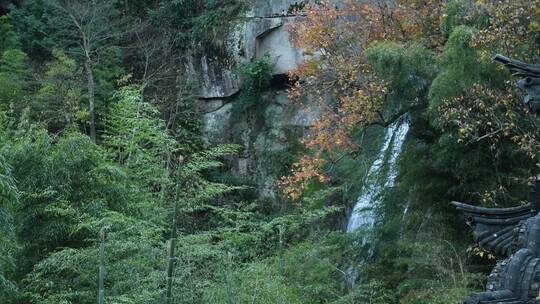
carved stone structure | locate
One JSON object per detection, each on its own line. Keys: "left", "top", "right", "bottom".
{"left": 493, "top": 54, "right": 540, "bottom": 113}
{"left": 454, "top": 55, "right": 540, "bottom": 304}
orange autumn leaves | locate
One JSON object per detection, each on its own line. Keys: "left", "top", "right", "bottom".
{"left": 280, "top": 0, "right": 444, "bottom": 200}
{"left": 281, "top": 154, "right": 329, "bottom": 201}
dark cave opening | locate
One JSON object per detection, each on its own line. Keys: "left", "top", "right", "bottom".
{"left": 270, "top": 73, "right": 297, "bottom": 90}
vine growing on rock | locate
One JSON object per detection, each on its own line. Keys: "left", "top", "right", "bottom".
{"left": 231, "top": 54, "right": 273, "bottom": 122}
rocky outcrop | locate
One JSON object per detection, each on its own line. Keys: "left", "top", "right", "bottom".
{"left": 201, "top": 89, "right": 320, "bottom": 201}
{"left": 255, "top": 18, "right": 304, "bottom": 75}
{"left": 195, "top": 0, "right": 320, "bottom": 201}
{"left": 192, "top": 0, "right": 306, "bottom": 99}
{"left": 202, "top": 103, "right": 233, "bottom": 146}
{"left": 247, "top": 0, "right": 304, "bottom": 17}
{"left": 189, "top": 56, "right": 240, "bottom": 99}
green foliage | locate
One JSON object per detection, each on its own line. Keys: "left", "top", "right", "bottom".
{"left": 203, "top": 261, "right": 303, "bottom": 304}
{"left": 2, "top": 127, "right": 167, "bottom": 302}
{"left": 394, "top": 224, "right": 483, "bottom": 304}
{"left": 429, "top": 25, "right": 479, "bottom": 115}
{"left": 2, "top": 1, "right": 536, "bottom": 303}
{"left": 202, "top": 232, "right": 348, "bottom": 304}
{"left": 176, "top": 144, "right": 245, "bottom": 230}
{"left": 44, "top": 0, "right": 122, "bottom": 58}
{"left": 440, "top": 0, "right": 488, "bottom": 39}
{"left": 421, "top": 24, "right": 530, "bottom": 205}
{"left": 170, "top": 178, "right": 342, "bottom": 302}
{"left": 0, "top": 2, "right": 345, "bottom": 303}
{"left": 23, "top": 216, "right": 168, "bottom": 304}
{"left": 0, "top": 48, "right": 29, "bottom": 112}
{"left": 94, "top": 46, "right": 124, "bottom": 97}
{"left": 0, "top": 154, "right": 18, "bottom": 300}
{"left": 35, "top": 49, "right": 84, "bottom": 131}
{"left": 5, "top": 112, "right": 244, "bottom": 303}
{"left": 428, "top": 25, "right": 504, "bottom": 123}
{"left": 0, "top": 16, "right": 21, "bottom": 53}
{"left": 333, "top": 280, "right": 395, "bottom": 304}
{"left": 440, "top": 1, "right": 469, "bottom": 38}
{"left": 15, "top": 88, "right": 250, "bottom": 303}
{"left": 366, "top": 42, "right": 436, "bottom": 102}
{"left": 149, "top": 0, "right": 246, "bottom": 50}
{"left": 169, "top": 92, "right": 204, "bottom": 154}
{"left": 104, "top": 86, "right": 176, "bottom": 190}
{"left": 5, "top": 130, "right": 128, "bottom": 277}
{"left": 8, "top": 0, "right": 55, "bottom": 57}
{"left": 231, "top": 55, "right": 273, "bottom": 121}
{"left": 0, "top": 16, "right": 30, "bottom": 115}
{"left": 279, "top": 238, "right": 344, "bottom": 302}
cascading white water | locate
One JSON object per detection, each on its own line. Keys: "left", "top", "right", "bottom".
{"left": 346, "top": 116, "right": 410, "bottom": 286}
{"left": 347, "top": 117, "right": 410, "bottom": 233}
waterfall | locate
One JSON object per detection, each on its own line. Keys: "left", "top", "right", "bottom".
{"left": 345, "top": 116, "right": 410, "bottom": 287}
{"left": 347, "top": 116, "right": 410, "bottom": 233}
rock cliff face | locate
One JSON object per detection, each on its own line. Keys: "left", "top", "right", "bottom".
{"left": 192, "top": 1, "right": 306, "bottom": 100}
{"left": 194, "top": 0, "right": 315, "bottom": 202}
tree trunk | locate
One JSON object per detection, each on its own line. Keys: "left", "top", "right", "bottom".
{"left": 84, "top": 57, "right": 96, "bottom": 142}
{"left": 166, "top": 197, "right": 178, "bottom": 304}
{"left": 98, "top": 228, "right": 106, "bottom": 304}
